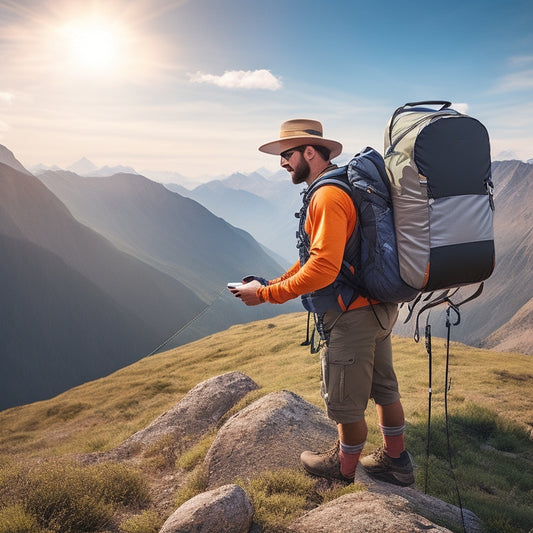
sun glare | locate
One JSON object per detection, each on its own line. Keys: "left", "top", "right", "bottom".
{"left": 61, "top": 18, "right": 124, "bottom": 74}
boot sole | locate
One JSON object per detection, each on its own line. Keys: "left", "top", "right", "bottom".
{"left": 362, "top": 467, "right": 414, "bottom": 486}
{"left": 301, "top": 463, "right": 353, "bottom": 484}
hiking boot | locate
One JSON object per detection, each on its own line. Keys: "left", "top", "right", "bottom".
{"left": 300, "top": 441, "right": 353, "bottom": 483}
{"left": 360, "top": 447, "right": 415, "bottom": 486}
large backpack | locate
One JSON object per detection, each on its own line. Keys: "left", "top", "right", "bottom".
{"left": 383, "top": 101, "right": 495, "bottom": 293}
{"left": 298, "top": 102, "right": 495, "bottom": 316}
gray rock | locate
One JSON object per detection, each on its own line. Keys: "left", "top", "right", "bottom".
{"left": 159, "top": 484, "right": 253, "bottom": 533}
{"left": 112, "top": 372, "right": 258, "bottom": 458}
{"left": 204, "top": 390, "right": 337, "bottom": 488}
{"left": 356, "top": 467, "right": 483, "bottom": 533}
{"left": 287, "top": 491, "right": 453, "bottom": 532}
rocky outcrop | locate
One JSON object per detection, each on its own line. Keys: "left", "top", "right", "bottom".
{"left": 204, "top": 390, "right": 337, "bottom": 488}
{"left": 287, "top": 492, "right": 452, "bottom": 532}
{"left": 95, "top": 372, "right": 482, "bottom": 532}
{"left": 159, "top": 484, "right": 253, "bottom": 533}
{"left": 111, "top": 372, "right": 258, "bottom": 458}
{"left": 356, "top": 468, "right": 483, "bottom": 533}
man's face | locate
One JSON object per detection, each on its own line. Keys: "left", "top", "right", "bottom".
{"left": 280, "top": 147, "right": 310, "bottom": 185}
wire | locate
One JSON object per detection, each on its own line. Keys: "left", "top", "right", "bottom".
{"left": 444, "top": 305, "right": 466, "bottom": 532}
{"left": 146, "top": 286, "right": 228, "bottom": 357}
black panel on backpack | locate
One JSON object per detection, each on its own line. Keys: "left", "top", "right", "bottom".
{"left": 425, "top": 240, "right": 495, "bottom": 291}
{"left": 414, "top": 117, "right": 491, "bottom": 199}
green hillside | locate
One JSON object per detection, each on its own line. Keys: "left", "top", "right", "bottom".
{"left": 1, "top": 312, "right": 532, "bottom": 532}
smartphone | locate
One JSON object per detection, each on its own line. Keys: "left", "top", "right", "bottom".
{"left": 227, "top": 282, "right": 243, "bottom": 289}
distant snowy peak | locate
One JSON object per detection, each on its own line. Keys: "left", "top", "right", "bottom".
{"left": 67, "top": 157, "right": 98, "bottom": 175}
{"left": 28, "top": 156, "right": 139, "bottom": 178}
{"left": 29, "top": 163, "right": 63, "bottom": 174}
{"left": 67, "top": 158, "right": 139, "bottom": 177}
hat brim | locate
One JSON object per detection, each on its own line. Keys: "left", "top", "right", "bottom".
{"left": 258, "top": 136, "right": 343, "bottom": 159}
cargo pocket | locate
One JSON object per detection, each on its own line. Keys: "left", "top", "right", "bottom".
{"left": 321, "top": 344, "right": 356, "bottom": 406}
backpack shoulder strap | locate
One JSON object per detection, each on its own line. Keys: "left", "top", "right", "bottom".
{"left": 303, "top": 166, "right": 350, "bottom": 205}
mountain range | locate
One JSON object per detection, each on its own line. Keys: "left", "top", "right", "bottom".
{"left": 0, "top": 145, "right": 298, "bottom": 410}
{"left": 167, "top": 169, "right": 304, "bottom": 263}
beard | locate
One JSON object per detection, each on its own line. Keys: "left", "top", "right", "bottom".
{"left": 291, "top": 158, "right": 310, "bottom": 185}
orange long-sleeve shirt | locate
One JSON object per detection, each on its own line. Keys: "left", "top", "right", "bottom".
{"left": 258, "top": 183, "right": 371, "bottom": 310}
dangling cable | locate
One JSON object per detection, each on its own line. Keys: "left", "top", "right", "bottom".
{"left": 424, "top": 311, "right": 433, "bottom": 494}
{"left": 146, "top": 286, "right": 227, "bottom": 357}
{"left": 444, "top": 303, "right": 466, "bottom": 533}
{"left": 301, "top": 312, "right": 312, "bottom": 346}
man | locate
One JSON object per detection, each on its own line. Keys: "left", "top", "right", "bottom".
{"left": 230, "top": 119, "right": 414, "bottom": 486}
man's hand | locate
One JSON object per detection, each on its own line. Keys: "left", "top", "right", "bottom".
{"left": 229, "top": 279, "right": 263, "bottom": 306}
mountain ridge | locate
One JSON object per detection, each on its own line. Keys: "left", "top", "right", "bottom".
{"left": 0, "top": 160, "right": 208, "bottom": 409}
{"left": 1, "top": 145, "right": 301, "bottom": 408}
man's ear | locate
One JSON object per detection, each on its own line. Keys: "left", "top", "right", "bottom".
{"left": 303, "top": 145, "right": 315, "bottom": 160}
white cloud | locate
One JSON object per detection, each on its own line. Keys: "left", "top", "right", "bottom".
{"left": 492, "top": 56, "right": 533, "bottom": 93}
{"left": 188, "top": 69, "right": 282, "bottom": 90}
{"left": 451, "top": 102, "right": 469, "bottom": 114}
{"left": 496, "top": 69, "right": 533, "bottom": 92}
{"left": 509, "top": 55, "right": 533, "bottom": 66}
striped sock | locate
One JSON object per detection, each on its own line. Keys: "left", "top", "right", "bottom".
{"left": 339, "top": 440, "right": 365, "bottom": 478}
{"left": 380, "top": 424, "right": 405, "bottom": 458}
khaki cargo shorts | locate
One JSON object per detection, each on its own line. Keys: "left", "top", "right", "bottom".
{"left": 320, "top": 302, "right": 400, "bottom": 424}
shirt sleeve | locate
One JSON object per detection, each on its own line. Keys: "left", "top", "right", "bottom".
{"left": 268, "top": 261, "right": 301, "bottom": 285}
{"left": 258, "top": 185, "right": 356, "bottom": 304}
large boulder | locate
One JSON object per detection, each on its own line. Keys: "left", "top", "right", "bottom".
{"left": 112, "top": 372, "right": 259, "bottom": 458}
{"left": 159, "top": 484, "right": 253, "bottom": 533}
{"left": 204, "top": 390, "right": 337, "bottom": 488}
{"left": 356, "top": 467, "right": 483, "bottom": 533}
{"left": 287, "top": 491, "right": 452, "bottom": 532}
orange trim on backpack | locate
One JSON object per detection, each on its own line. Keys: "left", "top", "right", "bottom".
{"left": 337, "top": 294, "right": 348, "bottom": 312}
{"left": 422, "top": 262, "right": 430, "bottom": 288}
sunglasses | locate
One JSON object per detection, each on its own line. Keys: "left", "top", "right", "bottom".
{"left": 280, "top": 146, "right": 306, "bottom": 161}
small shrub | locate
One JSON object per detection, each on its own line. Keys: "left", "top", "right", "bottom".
{"left": 176, "top": 432, "right": 216, "bottom": 471}
{"left": 3, "top": 460, "right": 151, "bottom": 533}
{"left": 239, "top": 469, "right": 317, "bottom": 530}
{"left": 143, "top": 434, "right": 180, "bottom": 471}
{"left": 24, "top": 462, "right": 114, "bottom": 532}
{"left": 119, "top": 510, "right": 162, "bottom": 533}
{"left": 0, "top": 505, "right": 41, "bottom": 533}
{"left": 89, "top": 462, "right": 150, "bottom": 507}
{"left": 321, "top": 481, "right": 365, "bottom": 503}
{"left": 174, "top": 465, "right": 208, "bottom": 508}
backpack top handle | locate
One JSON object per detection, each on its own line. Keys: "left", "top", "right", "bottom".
{"left": 388, "top": 101, "right": 452, "bottom": 147}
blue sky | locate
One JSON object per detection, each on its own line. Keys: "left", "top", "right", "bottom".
{"left": 0, "top": 0, "right": 532, "bottom": 181}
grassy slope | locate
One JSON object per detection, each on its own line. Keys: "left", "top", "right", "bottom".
{"left": 0, "top": 311, "right": 532, "bottom": 531}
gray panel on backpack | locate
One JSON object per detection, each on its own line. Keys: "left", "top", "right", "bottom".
{"left": 429, "top": 195, "right": 494, "bottom": 248}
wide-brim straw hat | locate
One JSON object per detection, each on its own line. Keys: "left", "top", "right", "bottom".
{"left": 258, "top": 119, "right": 343, "bottom": 159}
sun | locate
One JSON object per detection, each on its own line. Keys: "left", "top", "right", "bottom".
{"left": 73, "top": 24, "right": 118, "bottom": 70}
{"left": 61, "top": 18, "right": 124, "bottom": 74}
